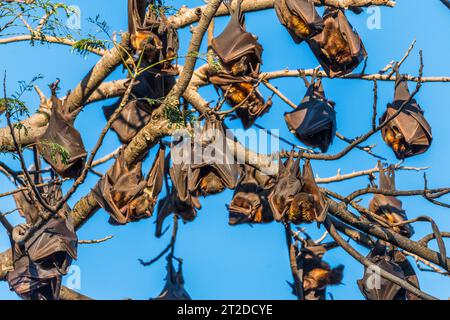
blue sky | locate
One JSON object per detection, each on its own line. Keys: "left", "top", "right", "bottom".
{"left": 1, "top": 0, "right": 450, "bottom": 300}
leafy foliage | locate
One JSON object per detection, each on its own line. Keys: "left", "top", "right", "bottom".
{"left": 38, "top": 139, "right": 70, "bottom": 165}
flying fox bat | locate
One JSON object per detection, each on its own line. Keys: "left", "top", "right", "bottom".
{"left": 285, "top": 78, "right": 336, "bottom": 153}
{"left": 128, "top": 0, "right": 179, "bottom": 71}
{"left": 369, "top": 162, "right": 414, "bottom": 238}
{"left": 209, "top": 0, "right": 271, "bottom": 128}
{"left": 297, "top": 240, "right": 343, "bottom": 300}
{"left": 268, "top": 152, "right": 328, "bottom": 224}
{"left": 152, "top": 255, "right": 192, "bottom": 300}
{"left": 38, "top": 92, "right": 87, "bottom": 179}
{"left": 155, "top": 189, "right": 201, "bottom": 238}
{"left": 357, "top": 243, "right": 421, "bottom": 300}
{"left": 307, "top": 8, "right": 367, "bottom": 78}
{"left": 380, "top": 68, "right": 432, "bottom": 159}
{"left": 103, "top": 69, "right": 175, "bottom": 144}
{"left": 92, "top": 145, "right": 165, "bottom": 225}
{"left": 228, "top": 165, "right": 275, "bottom": 225}
{"left": 274, "top": 0, "right": 324, "bottom": 43}
{"left": 7, "top": 215, "right": 78, "bottom": 300}
{"left": 169, "top": 116, "right": 239, "bottom": 201}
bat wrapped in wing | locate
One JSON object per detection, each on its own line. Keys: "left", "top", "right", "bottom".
{"left": 155, "top": 189, "right": 201, "bottom": 238}
{"left": 38, "top": 91, "right": 87, "bottom": 179}
{"left": 369, "top": 162, "right": 414, "bottom": 238}
{"left": 268, "top": 152, "right": 328, "bottom": 224}
{"left": 274, "top": 0, "right": 324, "bottom": 43}
{"left": 284, "top": 78, "right": 336, "bottom": 153}
{"left": 170, "top": 116, "right": 239, "bottom": 201}
{"left": 92, "top": 145, "right": 165, "bottom": 225}
{"left": 357, "top": 243, "right": 421, "bottom": 300}
{"left": 307, "top": 8, "right": 367, "bottom": 78}
{"left": 227, "top": 165, "right": 275, "bottom": 225}
{"left": 128, "top": 0, "right": 179, "bottom": 71}
{"left": 7, "top": 213, "right": 78, "bottom": 300}
{"left": 380, "top": 69, "right": 432, "bottom": 159}
{"left": 152, "top": 255, "right": 191, "bottom": 300}
{"left": 297, "top": 240, "right": 344, "bottom": 300}
{"left": 209, "top": 0, "right": 272, "bottom": 128}
{"left": 103, "top": 69, "right": 176, "bottom": 144}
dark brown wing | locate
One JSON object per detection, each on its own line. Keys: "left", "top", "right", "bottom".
{"left": 7, "top": 215, "right": 77, "bottom": 300}
{"left": 92, "top": 150, "right": 146, "bottom": 225}
{"left": 211, "top": 0, "right": 262, "bottom": 67}
{"left": 368, "top": 163, "right": 414, "bottom": 238}
{"left": 357, "top": 247, "right": 406, "bottom": 300}
{"left": 301, "top": 159, "right": 328, "bottom": 223}
{"left": 380, "top": 70, "right": 432, "bottom": 159}
{"left": 308, "top": 8, "right": 367, "bottom": 78}
{"left": 228, "top": 165, "right": 273, "bottom": 225}
{"left": 268, "top": 151, "right": 303, "bottom": 221}
{"left": 274, "top": 0, "right": 323, "bottom": 43}
{"left": 152, "top": 255, "right": 191, "bottom": 300}
{"left": 38, "top": 95, "right": 87, "bottom": 178}
{"left": 103, "top": 70, "right": 175, "bottom": 144}
{"left": 128, "top": 0, "right": 146, "bottom": 36}
{"left": 285, "top": 79, "right": 336, "bottom": 152}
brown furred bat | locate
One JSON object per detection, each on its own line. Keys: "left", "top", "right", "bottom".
{"left": 228, "top": 165, "right": 275, "bottom": 225}
{"left": 369, "top": 162, "right": 414, "bottom": 238}
{"left": 128, "top": 0, "right": 179, "bottom": 71}
{"left": 152, "top": 255, "right": 191, "bottom": 300}
{"left": 307, "top": 8, "right": 367, "bottom": 78}
{"left": 155, "top": 189, "right": 201, "bottom": 238}
{"left": 297, "top": 240, "right": 344, "bottom": 300}
{"left": 357, "top": 243, "right": 421, "bottom": 300}
{"left": 169, "top": 116, "right": 239, "bottom": 202}
{"left": 38, "top": 92, "right": 87, "bottom": 179}
{"left": 103, "top": 69, "right": 176, "bottom": 144}
{"left": 209, "top": 0, "right": 272, "bottom": 128}
{"left": 380, "top": 68, "right": 432, "bottom": 159}
{"left": 92, "top": 145, "right": 165, "bottom": 225}
{"left": 284, "top": 78, "right": 336, "bottom": 153}
{"left": 7, "top": 213, "right": 77, "bottom": 300}
{"left": 274, "top": 0, "right": 324, "bottom": 43}
{"left": 268, "top": 152, "right": 328, "bottom": 225}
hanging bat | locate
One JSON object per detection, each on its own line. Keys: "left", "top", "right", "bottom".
{"left": 274, "top": 0, "right": 324, "bottom": 43}
{"left": 301, "top": 159, "right": 329, "bottom": 224}
{"left": 209, "top": 0, "right": 272, "bottom": 128}
{"left": 128, "top": 0, "right": 179, "bottom": 71}
{"left": 38, "top": 92, "right": 87, "bottom": 179}
{"left": 7, "top": 215, "right": 78, "bottom": 300}
{"left": 268, "top": 152, "right": 328, "bottom": 224}
{"left": 14, "top": 172, "right": 71, "bottom": 225}
{"left": 357, "top": 243, "right": 421, "bottom": 300}
{"left": 380, "top": 68, "right": 432, "bottom": 159}
{"left": 170, "top": 116, "right": 239, "bottom": 201}
{"left": 298, "top": 240, "right": 344, "bottom": 300}
{"left": 155, "top": 189, "right": 201, "bottom": 238}
{"left": 127, "top": 144, "right": 166, "bottom": 222}
{"left": 268, "top": 151, "right": 303, "bottom": 222}
{"left": 152, "top": 255, "right": 191, "bottom": 300}
{"left": 307, "top": 8, "right": 367, "bottom": 78}
{"left": 369, "top": 162, "right": 414, "bottom": 238}
{"left": 103, "top": 69, "right": 176, "bottom": 144}
{"left": 93, "top": 146, "right": 165, "bottom": 225}
{"left": 284, "top": 78, "right": 336, "bottom": 153}
{"left": 228, "top": 165, "right": 275, "bottom": 225}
